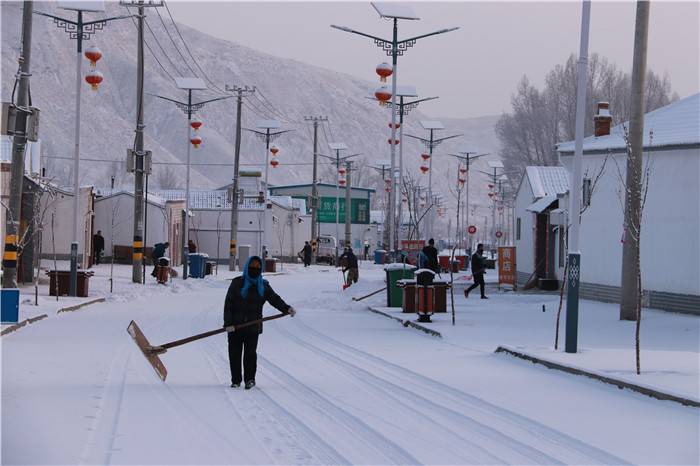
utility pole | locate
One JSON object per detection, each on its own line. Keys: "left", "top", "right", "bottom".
{"left": 344, "top": 160, "right": 354, "bottom": 247}
{"left": 304, "top": 116, "right": 328, "bottom": 257}
{"left": 2, "top": 1, "right": 33, "bottom": 289}
{"left": 620, "top": 0, "right": 650, "bottom": 321}
{"left": 226, "top": 85, "right": 255, "bottom": 271}
{"left": 124, "top": 0, "right": 163, "bottom": 285}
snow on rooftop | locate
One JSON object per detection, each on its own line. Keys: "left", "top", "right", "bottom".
{"left": 525, "top": 166, "right": 569, "bottom": 199}
{"left": 557, "top": 92, "right": 700, "bottom": 153}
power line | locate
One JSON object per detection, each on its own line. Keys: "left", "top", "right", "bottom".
{"left": 124, "top": 6, "right": 175, "bottom": 82}
{"left": 163, "top": 1, "right": 226, "bottom": 93}
{"left": 143, "top": 16, "right": 185, "bottom": 76}
{"left": 41, "top": 154, "right": 335, "bottom": 167}
{"left": 153, "top": 5, "right": 200, "bottom": 79}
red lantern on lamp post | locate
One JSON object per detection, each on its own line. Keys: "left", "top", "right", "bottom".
{"left": 376, "top": 62, "right": 393, "bottom": 82}
{"left": 190, "top": 135, "right": 202, "bottom": 149}
{"left": 388, "top": 122, "right": 401, "bottom": 129}
{"left": 270, "top": 159, "right": 279, "bottom": 168}
{"left": 84, "top": 45, "right": 102, "bottom": 67}
{"left": 190, "top": 117, "right": 202, "bottom": 132}
{"left": 420, "top": 165, "right": 429, "bottom": 174}
{"left": 421, "top": 153, "right": 430, "bottom": 161}
{"left": 85, "top": 69, "right": 103, "bottom": 91}
{"left": 339, "top": 178, "right": 346, "bottom": 186}
{"left": 387, "top": 138, "right": 400, "bottom": 145}
{"left": 374, "top": 85, "right": 391, "bottom": 103}
{"left": 338, "top": 167, "right": 346, "bottom": 176}
{"left": 270, "top": 145, "right": 279, "bottom": 156}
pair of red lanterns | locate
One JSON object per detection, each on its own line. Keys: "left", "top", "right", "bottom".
{"left": 338, "top": 165, "right": 346, "bottom": 185}
{"left": 190, "top": 117, "right": 203, "bottom": 149}
{"left": 84, "top": 45, "right": 104, "bottom": 91}
{"left": 270, "top": 145, "right": 280, "bottom": 168}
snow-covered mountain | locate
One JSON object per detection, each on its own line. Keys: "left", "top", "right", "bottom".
{"left": 1, "top": 1, "right": 500, "bottom": 229}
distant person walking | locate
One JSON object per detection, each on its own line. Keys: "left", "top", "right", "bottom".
{"left": 150, "top": 242, "right": 169, "bottom": 277}
{"left": 93, "top": 230, "right": 105, "bottom": 265}
{"left": 224, "top": 256, "right": 296, "bottom": 389}
{"left": 464, "top": 243, "right": 488, "bottom": 299}
{"left": 421, "top": 238, "right": 439, "bottom": 273}
{"left": 300, "top": 241, "right": 313, "bottom": 267}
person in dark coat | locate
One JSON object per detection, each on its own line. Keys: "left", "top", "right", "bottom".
{"left": 300, "top": 241, "right": 312, "bottom": 267}
{"left": 224, "top": 255, "right": 295, "bottom": 389}
{"left": 150, "top": 242, "right": 169, "bottom": 277}
{"left": 93, "top": 230, "right": 105, "bottom": 265}
{"left": 339, "top": 247, "right": 359, "bottom": 286}
{"left": 187, "top": 239, "right": 197, "bottom": 254}
{"left": 421, "top": 238, "right": 439, "bottom": 273}
{"left": 464, "top": 243, "right": 488, "bottom": 299}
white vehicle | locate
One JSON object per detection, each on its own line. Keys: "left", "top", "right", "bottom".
{"left": 316, "top": 235, "right": 337, "bottom": 265}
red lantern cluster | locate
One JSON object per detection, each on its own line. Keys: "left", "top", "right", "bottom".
{"left": 459, "top": 167, "right": 467, "bottom": 175}
{"left": 421, "top": 153, "right": 430, "bottom": 161}
{"left": 376, "top": 62, "right": 393, "bottom": 83}
{"left": 190, "top": 117, "right": 202, "bottom": 131}
{"left": 338, "top": 167, "right": 346, "bottom": 176}
{"left": 190, "top": 135, "right": 202, "bottom": 149}
{"left": 420, "top": 165, "right": 429, "bottom": 174}
{"left": 388, "top": 122, "right": 401, "bottom": 129}
{"left": 375, "top": 85, "right": 392, "bottom": 103}
{"left": 270, "top": 159, "right": 279, "bottom": 168}
{"left": 339, "top": 179, "right": 346, "bottom": 186}
{"left": 270, "top": 145, "right": 279, "bottom": 156}
{"left": 387, "top": 138, "right": 400, "bottom": 145}
{"left": 84, "top": 45, "right": 104, "bottom": 91}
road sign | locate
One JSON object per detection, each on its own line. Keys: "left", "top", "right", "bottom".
{"left": 468, "top": 225, "right": 477, "bottom": 235}
{"left": 496, "top": 231, "right": 503, "bottom": 238}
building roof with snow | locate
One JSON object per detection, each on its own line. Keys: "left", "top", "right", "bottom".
{"left": 524, "top": 166, "right": 569, "bottom": 198}
{"left": 557, "top": 93, "right": 700, "bottom": 154}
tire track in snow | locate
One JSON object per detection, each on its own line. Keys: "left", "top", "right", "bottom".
{"left": 274, "top": 322, "right": 556, "bottom": 465}
{"left": 192, "top": 304, "right": 349, "bottom": 465}
{"left": 290, "top": 317, "right": 630, "bottom": 465}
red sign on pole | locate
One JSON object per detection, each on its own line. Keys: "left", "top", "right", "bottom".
{"left": 468, "top": 225, "right": 477, "bottom": 235}
{"left": 495, "top": 231, "right": 503, "bottom": 238}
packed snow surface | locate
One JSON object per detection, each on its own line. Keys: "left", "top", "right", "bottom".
{"left": 2, "top": 261, "right": 698, "bottom": 465}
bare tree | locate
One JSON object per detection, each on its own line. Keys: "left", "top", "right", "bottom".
{"left": 154, "top": 165, "right": 182, "bottom": 189}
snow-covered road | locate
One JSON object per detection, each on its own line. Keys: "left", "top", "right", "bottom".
{"left": 2, "top": 264, "right": 698, "bottom": 465}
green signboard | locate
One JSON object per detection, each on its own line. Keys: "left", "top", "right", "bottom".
{"left": 293, "top": 196, "right": 368, "bottom": 224}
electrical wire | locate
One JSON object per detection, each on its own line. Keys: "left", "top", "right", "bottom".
{"left": 143, "top": 16, "right": 186, "bottom": 77}
{"left": 153, "top": 6, "right": 200, "bottom": 79}
{"left": 40, "top": 154, "right": 336, "bottom": 167}
{"left": 124, "top": 6, "right": 176, "bottom": 83}
{"left": 162, "top": 1, "right": 227, "bottom": 94}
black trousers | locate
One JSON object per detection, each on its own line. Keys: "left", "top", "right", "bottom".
{"left": 94, "top": 249, "right": 102, "bottom": 265}
{"left": 228, "top": 331, "right": 259, "bottom": 384}
{"left": 466, "top": 273, "right": 486, "bottom": 297}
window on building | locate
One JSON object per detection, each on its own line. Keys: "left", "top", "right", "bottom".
{"left": 516, "top": 218, "right": 521, "bottom": 240}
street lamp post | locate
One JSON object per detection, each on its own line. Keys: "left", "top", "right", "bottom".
{"left": 35, "top": 3, "right": 131, "bottom": 296}
{"left": 405, "top": 121, "right": 461, "bottom": 240}
{"left": 332, "top": 3, "right": 458, "bottom": 260}
{"left": 450, "top": 149, "right": 489, "bottom": 251}
{"left": 244, "top": 121, "right": 292, "bottom": 258}
{"left": 151, "top": 78, "right": 232, "bottom": 279}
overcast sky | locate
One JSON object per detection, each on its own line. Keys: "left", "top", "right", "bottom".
{"left": 167, "top": 1, "right": 699, "bottom": 119}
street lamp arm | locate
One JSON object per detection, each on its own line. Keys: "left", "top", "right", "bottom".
{"left": 33, "top": 11, "right": 75, "bottom": 24}
{"left": 339, "top": 153, "right": 362, "bottom": 161}
{"left": 404, "top": 96, "right": 439, "bottom": 106}
{"left": 403, "top": 134, "right": 429, "bottom": 143}
{"left": 269, "top": 129, "right": 294, "bottom": 137}
{"left": 243, "top": 128, "right": 266, "bottom": 136}
{"left": 148, "top": 93, "right": 187, "bottom": 106}
{"left": 194, "top": 95, "right": 235, "bottom": 106}
{"left": 399, "top": 27, "right": 460, "bottom": 44}
{"left": 84, "top": 14, "right": 134, "bottom": 26}
{"left": 434, "top": 134, "right": 463, "bottom": 143}
{"left": 317, "top": 153, "right": 336, "bottom": 161}
{"left": 330, "top": 24, "right": 388, "bottom": 43}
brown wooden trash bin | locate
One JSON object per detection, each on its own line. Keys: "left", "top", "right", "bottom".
{"left": 264, "top": 258, "right": 277, "bottom": 273}
{"left": 397, "top": 279, "right": 416, "bottom": 313}
{"left": 433, "top": 281, "right": 451, "bottom": 312}
{"left": 46, "top": 270, "right": 94, "bottom": 297}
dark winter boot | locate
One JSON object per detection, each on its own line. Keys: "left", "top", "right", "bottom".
{"left": 464, "top": 289, "right": 469, "bottom": 298}
{"left": 244, "top": 380, "right": 256, "bottom": 390}
{"left": 230, "top": 382, "right": 240, "bottom": 388}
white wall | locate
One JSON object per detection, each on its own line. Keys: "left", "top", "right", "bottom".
{"left": 93, "top": 194, "right": 169, "bottom": 255}
{"left": 40, "top": 187, "right": 92, "bottom": 263}
{"left": 514, "top": 177, "right": 536, "bottom": 276}
{"left": 561, "top": 147, "right": 700, "bottom": 295}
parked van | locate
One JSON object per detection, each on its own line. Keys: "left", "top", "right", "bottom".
{"left": 316, "top": 235, "right": 337, "bottom": 265}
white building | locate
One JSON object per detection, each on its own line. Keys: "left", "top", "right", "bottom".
{"left": 93, "top": 190, "right": 185, "bottom": 265}
{"left": 514, "top": 166, "right": 569, "bottom": 290}
{"left": 556, "top": 93, "right": 699, "bottom": 314}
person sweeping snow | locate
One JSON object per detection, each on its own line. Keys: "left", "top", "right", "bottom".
{"left": 223, "top": 256, "right": 295, "bottom": 389}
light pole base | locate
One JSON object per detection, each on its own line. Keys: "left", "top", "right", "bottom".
{"left": 565, "top": 252, "right": 581, "bottom": 353}
{"left": 69, "top": 242, "right": 78, "bottom": 297}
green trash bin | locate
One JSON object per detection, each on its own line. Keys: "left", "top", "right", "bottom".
{"left": 385, "top": 264, "right": 417, "bottom": 307}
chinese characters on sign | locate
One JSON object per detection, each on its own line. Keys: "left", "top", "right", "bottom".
{"left": 498, "top": 246, "right": 516, "bottom": 289}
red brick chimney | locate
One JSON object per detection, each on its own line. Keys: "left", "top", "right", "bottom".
{"left": 594, "top": 101, "right": 612, "bottom": 137}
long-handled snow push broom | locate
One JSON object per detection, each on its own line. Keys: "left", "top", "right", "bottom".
{"left": 127, "top": 313, "right": 289, "bottom": 381}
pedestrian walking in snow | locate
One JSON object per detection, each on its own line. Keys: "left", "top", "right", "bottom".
{"left": 340, "top": 247, "right": 359, "bottom": 288}
{"left": 421, "top": 238, "right": 439, "bottom": 273}
{"left": 150, "top": 242, "right": 169, "bottom": 277}
{"left": 464, "top": 243, "right": 488, "bottom": 299}
{"left": 224, "top": 256, "right": 295, "bottom": 389}
{"left": 93, "top": 230, "right": 105, "bottom": 265}
{"left": 300, "top": 241, "right": 312, "bottom": 267}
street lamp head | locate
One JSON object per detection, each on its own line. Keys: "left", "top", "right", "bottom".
{"left": 58, "top": 1, "right": 105, "bottom": 12}
{"left": 420, "top": 120, "right": 445, "bottom": 130}
{"left": 257, "top": 119, "right": 281, "bottom": 129}
{"left": 371, "top": 2, "right": 420, "bottom": 20}
{"left": 175, "top": 77, "right": 206, "bottom": 90}
{"left": 329, "top": 142, "right": 348, "bottom": 151}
